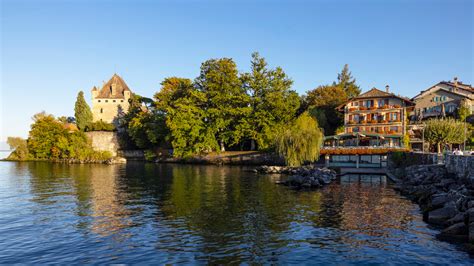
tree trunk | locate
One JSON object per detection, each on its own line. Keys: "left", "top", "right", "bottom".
{"left": 220, "top": 141, "right": 225, "bottom": 152}
{"left": 250, "top": 140, "right": 256, "bottom": 151}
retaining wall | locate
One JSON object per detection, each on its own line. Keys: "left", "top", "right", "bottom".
{"left": 85, "top": 131, "right": 120, "bottom": 157}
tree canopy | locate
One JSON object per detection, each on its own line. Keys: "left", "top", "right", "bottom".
{"left": 74, "top": 91, "right": 93, "bottom": 131}
{"left": 240, "top": 52, "right": 300, "bottom": 150}
{"left": 275, "top": 112, "right": 323, "bottom": 167}
{"left": 334, "top": 64, "right": 361, "bottom": 98}
{"left": 7, "top": 137, "right": 29, "bottom": 160}
{"left": 26, "top": 112, "right": 111, "bottom": 160}
{"left": 424, "top": 118, "right": 468, "bottom": 153}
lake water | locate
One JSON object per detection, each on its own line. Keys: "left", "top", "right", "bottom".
{"left": 0, "top": 162, "right": 472, "bottom": 264}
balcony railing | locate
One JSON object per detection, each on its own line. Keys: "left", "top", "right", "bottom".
{"left": 347, "top": 105, "right": 401, "bottom": 112}
{"left": 346, "top": 119, "right": 402, "bottom": 125}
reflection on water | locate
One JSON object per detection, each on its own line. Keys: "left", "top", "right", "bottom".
{"left": 0, "top": 162, "right": 472, "bottom": 264}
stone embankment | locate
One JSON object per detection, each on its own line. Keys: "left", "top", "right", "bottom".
{"left": 255, "top": 165, "right": 337, "bottom": 188}
{"left": 392, "top": 162, "right": 474, "bottom": 252}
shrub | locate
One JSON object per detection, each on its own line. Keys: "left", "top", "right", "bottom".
{"left": 85, "top": 121, "right": 116, "bottom": 131}
{"left": 7, "top": 137, "right": 30, "bottom": 160}
{"left": 144, "top": 150, "right": 157, "bottom": 161}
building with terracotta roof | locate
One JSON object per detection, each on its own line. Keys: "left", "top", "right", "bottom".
{"left": 322, "top": 86, "right": 414, "bottom": 169}
{"left": 91, "top": 74, "right": 132, "bottom": 123}
{"left": 336, "top": 86, "right": 414, "bottom": 141}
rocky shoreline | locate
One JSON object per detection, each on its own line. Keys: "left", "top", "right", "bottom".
{"left": 392, "top": 164, "right": 474, "bottom": 252}
{"left": 254, "top": 165, "right": 337, "bottom": 188}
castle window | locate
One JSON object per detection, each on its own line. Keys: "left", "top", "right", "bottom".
{"left": 98, "top": 100, "right": 101, "bottom": 102}
{"left": 100, "top": 108, "right": 103, "bottom": 113}
{"left": 105, "top": 100, "right": 108, "bottom": 103}
{"left": 113, "top": 100, "right": 116, "bottom": 102}
{"left": 121, "top": 100, "right": 124, "bottom": 102}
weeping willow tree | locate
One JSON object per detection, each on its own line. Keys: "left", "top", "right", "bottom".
{"left": 275, "top": 112, "right": 324, "bottom": 167}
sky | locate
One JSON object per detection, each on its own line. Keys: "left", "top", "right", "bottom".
{"left": 1, "top": 0, "right": 473, "bottom": 141}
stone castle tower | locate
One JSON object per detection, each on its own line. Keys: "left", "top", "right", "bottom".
{"left": 91, "top": 74, "right": 132, "bottom": 123}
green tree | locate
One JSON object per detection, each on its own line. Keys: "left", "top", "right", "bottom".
{"left": 26, "top": 112, "right": 112, "bottom": 161}
{"left": 74, "top": 91, "right": 93, "bottom": 130}
{"left": 240, "top": 52, "right": 300, "bottom": 150}
{"left": 195, "top": 58, "right": 250, "bottom": 151}
{"left": 334, "top": 64, "right": 361, "bottom": 98}
{"left": 27, "top": 112, "right": 69, "bottom": 159}
{"left": 7, "top": 137, "right": 29, "bottom": 160}
{"left": 155, "top": 77, "right": 218, "bottom": 157}
{"left": 275, "top": 112, "right": 324, "bottom": 167}
{"left": 305, "top": 85, "right": 347, "bottom": 135}
{"left": 424, "top": 118, "right": 467, "bottom": 153}
{"left": 457, "top": 99, "right": 471, "bottom": 122}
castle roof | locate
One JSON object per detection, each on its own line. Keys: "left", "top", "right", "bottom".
{"left": 95, "top": 74, "right": 131, "bottom": 99}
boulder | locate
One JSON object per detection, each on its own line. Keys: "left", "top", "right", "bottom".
{"left": 438, "top": 222, "right": 468, "bottom": 242}
{"left": 470, "top": 222, "right": 474, "bottom": 243}
{"left": 428, "top": 201, "right": 458, "bottom": 225}
{"left": 467, "top": 208, "right": 474, "bottom": 224}
{"left": 441, "top": 222, "right": 468, "bottom": 236}
{"left": 431, "top": 193, "right": 449, "bottom": 208}
{"left": 444, "top": 212, "right": 466, "bottom": 226}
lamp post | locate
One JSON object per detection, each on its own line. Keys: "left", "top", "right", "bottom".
{"left": 464, "top": 114, "right": 467, "bottom": 152}
{"left": 422, "top": 126, "right": 425, "bottom": 153}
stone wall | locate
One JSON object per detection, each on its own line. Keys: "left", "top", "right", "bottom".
{"left": 445, "top": 155, "right": 474, "bottom": 181}
{"left": 118, "top": 150, "right": 145, "bottom": 161}
{"left": 86, "top": 131, "right": 120, "bottom": 157}
{"left": 388, "top": 152, "right": 473, "bottom": 181}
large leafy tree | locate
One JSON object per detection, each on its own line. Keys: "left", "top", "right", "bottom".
{"left": 305, "top": 85, "right": 347, "bottom": 135}
{"left": 74, "top": 91, "right": 93, "bottom": 130}
{"left": 27, "top": 112, "right": 112, "bottom": 160}
{"left": 240, "top": 52, "right": 300, "bottom": 150}
{"left": 457, "top": 99, "right": 471, "bottom": 122}
{"left": 195, "top": 58, "right": 250, "bottom": 151}
{"left": 27, "top": 112, "right": 69, "bottom": 159}
{"left": 121, "top": 93, "right": 167, "bottom": 149}
{"left": 424, "top": 118, "right": 467, "bottom": 153}
{"left": 275, "top": 112, "right": 323, "bottom": 167}
{"left": 334, "top": 64, "right": 361, "bottom": 98}
{"left": 155, "top": 77, "right": 218, "bottom": 157}
{"left": 7, "top": 137, "right": 29, "bottom": 160}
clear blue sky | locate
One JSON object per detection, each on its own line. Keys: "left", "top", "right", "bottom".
{"left": 1, "top": 0, "right": 473, "bottom": 141}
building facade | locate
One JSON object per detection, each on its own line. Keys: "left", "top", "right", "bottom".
{"left": 91, "top": 74, "right": 132, "bottom": 123}
{"left": 322, "top": 87, "right": 414, "bottom": 169}
{"left": 411, "top": 78, "right": 473, "bottom": 120}
{"left": 334, "top": 87, "right": 414, "bottom": 147}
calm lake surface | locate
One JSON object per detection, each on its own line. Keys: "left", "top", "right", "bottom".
{"left": 0, "top": 162, "right": 472, "bottom": 264}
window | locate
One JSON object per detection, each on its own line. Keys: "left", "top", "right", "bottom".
{"left": 105, "top": 100, "right": 108, "bottom": 103}
{"left": 100, "top": 108, "right": 103, "bottom": 113}
{"left": 113, "top": 100, "right": 116, "bottom": 103}
{"left": 98, "top": 100, "right": 101, "bottom": 102}
{"left": 390, "top": 126, "right": 398, "bottom": 132}
{"left": 121, "top": 100, "right": 124, "bottom": 102}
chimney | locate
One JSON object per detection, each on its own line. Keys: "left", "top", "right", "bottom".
{"left": 385, "top": 85, "right": 390, "bottom": 93}
{"left": 453, "top": 77, "right": 458, "bottom": 86}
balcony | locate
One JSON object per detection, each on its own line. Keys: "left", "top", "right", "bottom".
{"left": 346, "top": 119, "right": 402, "bottom": 126}
{"left": 347, "top": 104, "right": 401, "bottom": 113}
